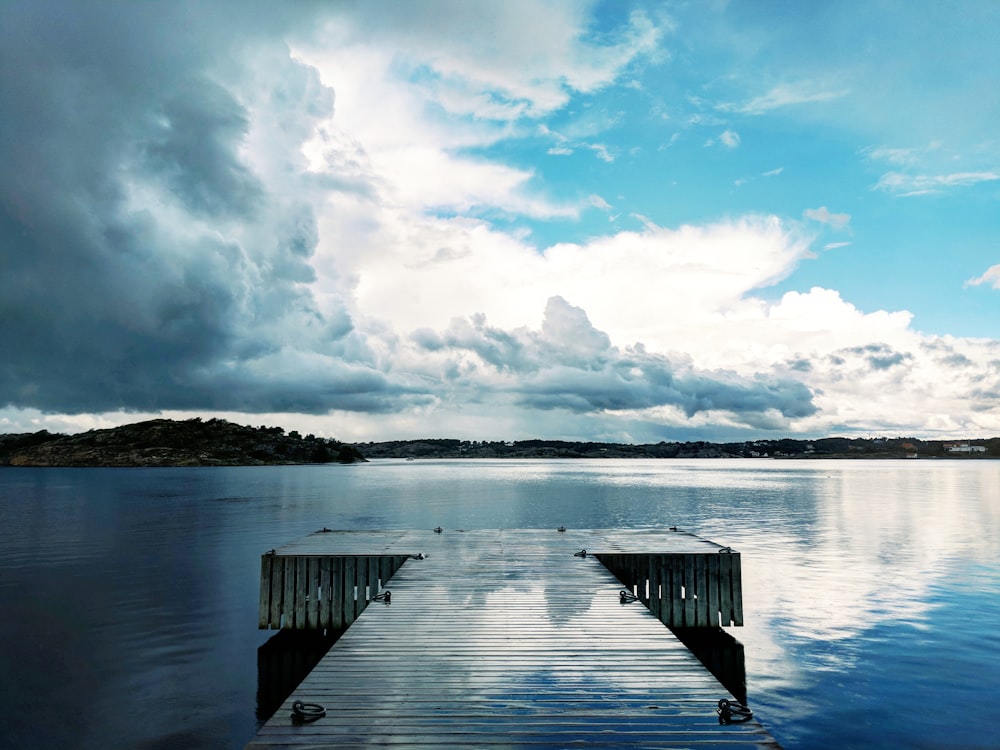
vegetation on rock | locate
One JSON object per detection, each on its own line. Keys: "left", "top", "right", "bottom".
{"left": 0, "top": 418, "right": 366, "bottom": 467}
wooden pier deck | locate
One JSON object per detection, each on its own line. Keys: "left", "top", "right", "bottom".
{"left": 247, "top": 529, "right": 780, "bottom": 748}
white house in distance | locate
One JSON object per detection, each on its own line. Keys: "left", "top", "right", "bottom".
{"left": 944, "top": 442, "right": 987, "bottom": 454}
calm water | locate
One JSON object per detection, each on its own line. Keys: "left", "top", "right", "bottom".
{"left": 1, "top": 459, "right": 998, "bottom": 749}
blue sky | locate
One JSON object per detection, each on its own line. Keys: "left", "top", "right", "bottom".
{"left": 2, "top": 0, "right": 999, "bottom": 442}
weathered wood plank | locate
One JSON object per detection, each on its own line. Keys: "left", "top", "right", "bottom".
{"left": 730, "top": 553, "right": 744, "bottom": 627}
{"left": 707, "top": 553, "right": 721, "bottom": 629}
{"left": 378, "top": 555, "right": 392, "bottom": 592}
{"left": 695, "top": 552, "right": 708, "bottom": 627}
{"left": 671, "top": 556, "right": 685, "bottom": 627}
{"left": 318, "top": 556, "right": 331, "bottom": 629}
{"left": 268, "top": 556, "right": 283, "bottom": 628}
{"left": 719, "top": 552, "right": 731, "bottom": 626}
{"left": 259, "top": 555, "right": 272, "bottom": 629}
{"left": 341, "top": 556, "right": 355, "bottom": 627}
{"left": 682, "top": 553, "right": 695, "bottom": 627}
{"left": 367, "top": 556, "right": 379, "bottom": 602}
{"left": 294, "top": 557, "right": 308, "bottom": 629}
{"left": 330, "top": 557, "right": 343, "bottom": 629}
{"left": 281, "top": 557, "right": 296, "bottom": 629}
{"left": 648, "top": 553, "right": 660, "bottom": 619}
{"left": 305, "top": 557, "right": 320, "bottom": 629}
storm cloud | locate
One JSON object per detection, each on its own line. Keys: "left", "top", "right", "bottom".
{"left": 0, "top": 1, "right": 419, "bottom": 415}
{"left": 414, "top": 297, "right": 817, "bottom": 426}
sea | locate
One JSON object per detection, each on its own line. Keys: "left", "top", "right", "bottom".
{"left": 1, "top": 458, "right": 998, "bottom": 749}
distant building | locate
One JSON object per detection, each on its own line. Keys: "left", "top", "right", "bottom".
{"left": 944, "top": 442, "right": 987, "bottom": 454}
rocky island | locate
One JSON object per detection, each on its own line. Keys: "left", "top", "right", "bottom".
{"left": 0, "top": 418, "right": 365, "bottom": 467}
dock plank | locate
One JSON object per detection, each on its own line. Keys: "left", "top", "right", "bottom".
{"left": 247, "top": 530, "right": 779, "bottom": 748}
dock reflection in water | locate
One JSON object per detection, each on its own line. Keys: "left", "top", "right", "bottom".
{"left": 671, "top": 626, "right": 747, "bottom": 705}
{"left": 256, "top": 630, "right": 341, "bottom": 724}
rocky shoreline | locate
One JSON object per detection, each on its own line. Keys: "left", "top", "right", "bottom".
{"left": 0, "top": 418, "right": 365, "bottom": 467}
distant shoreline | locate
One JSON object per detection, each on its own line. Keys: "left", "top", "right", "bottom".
{"left": 357, "top": 436, "right": 998, "bottom": 460}
{"left": 2, "top": 419, "right": 997, "bottom": 466}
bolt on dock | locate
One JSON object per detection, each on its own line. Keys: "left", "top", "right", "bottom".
{"left": 247, "top": 528, "right": 781, "bottom": 748}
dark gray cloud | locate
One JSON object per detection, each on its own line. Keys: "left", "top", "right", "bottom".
{"left": 415, "top": 297, "right": 816, "bottom": 425}
{"left": 142, "top": 79, "right": 263, "bottom": 218}
{"left": 0, "top": 2, "right": 415, "bottom": 415}
{"left": 918, "top": 341, "right": 976, "bottom": 369}
{"left": 939, "top": 353, "right": 974, "bottom": 368}
{"left": 839, "top": 344, "right": 912, "bottom": 371}
{"left": 786, "top": 358, "right": 813, "bottom": 373}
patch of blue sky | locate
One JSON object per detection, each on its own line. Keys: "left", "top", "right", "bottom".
{"left": 770, "top": 186, "right": 1000, "bottom": 338}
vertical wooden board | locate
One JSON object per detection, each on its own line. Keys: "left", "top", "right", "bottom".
{"left": 258, "top": 556, "right": 272, "bottom": 629}
{"left": 353, "top": 556, "right": 367, "bottom": 619}
{"left": 318, "top": 556, "right": 332, "bottom": 629}
{"left": 647, "top": 554, "right": 660, "bottom": 619}
{"left": 594, "top": 553, "right": 606, "bottom": 578}
{"left": 612, "top": 554, "right": 623, "bottom": 587}
{"left": 361, "top": 556, "right": 373, "bottom": 614}
{"left": 670, "top": 555, "right": 685, "bottom": 627}
{"left": 719, "top": 552, "right": 734, "bottom": 626}
{"left": 294, "top": 556, "right": 308, "bottom": 629}
{"left": 306, "top": 557, "right": 320, "bottom": 629}
{"left": 706, "top": 553, "right": 721, "bottom": 628}
{"left": 383, "top": 556, "right": 394, "bottom": 590}
{"left": 377, "top": 556, "right": 388, "bottom": 591}
{"left": 330, "top": 557, "right": 344, "bottom": 629}
{"left": 281, "top": 557, "right": 297, "bottom": 629}
{"left": 598, "top": 553, "right": 611, "bottom": 580}
{"left": 606, "top": 553, "right": 619, "bottom": 583}
{"left": 656, "top": 556, "right": 669, "bottom": 623}
{"left": 268, "top": 556, "right": 284, "bottom": 628}
{"left": 731, "top": 553, "right": 744, "bottom": 626}
{"left": 683, "top": 554, "right": 696, "bottom": 627}
{"left": 694, "top": 553, "right": 708, "bottom": 627}
{"left": 380, "top": 555, "right": 401, "bottom": 590}
{"left": 663, "top": 554, "right": 674, "bottom": 621}
{"left": 368, "top": 556, "right": 379, "bottom": 600}
{"left": 342, "top": 556, "right": 356, "bottom": 626}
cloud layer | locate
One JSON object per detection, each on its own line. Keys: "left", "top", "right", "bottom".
{"left": 2, "top": 1, "right": 999, "bottom": 441}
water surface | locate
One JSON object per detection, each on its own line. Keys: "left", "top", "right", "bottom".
{"left": 1, "top": 459, "right": 997, "bottom": 749}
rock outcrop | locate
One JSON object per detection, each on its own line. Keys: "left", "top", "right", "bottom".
{"left": 0, "top": 418, "right": 365, "bottom": 466}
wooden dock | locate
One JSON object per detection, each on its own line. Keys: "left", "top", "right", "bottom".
{"left": 248, "top": 528, "right": 780, "bottom": 748}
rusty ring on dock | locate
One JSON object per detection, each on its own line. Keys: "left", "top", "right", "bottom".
{"left": 619, "top": 590, "right": 640, "bottom": 604}
{"left": 716, "top": 698, "right": 753, "bottom": 724}
{"left": 290, "top": 700, "right": 327, "bottom": 723}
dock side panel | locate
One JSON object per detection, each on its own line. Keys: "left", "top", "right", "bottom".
{"left": 596, "top": 552, "right": 743, "bottom": 629}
